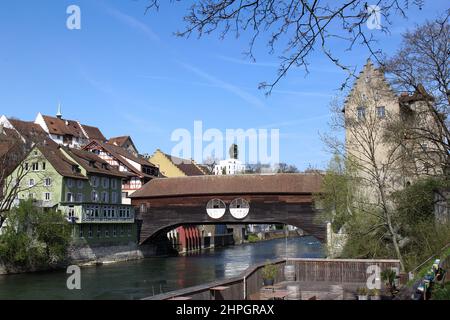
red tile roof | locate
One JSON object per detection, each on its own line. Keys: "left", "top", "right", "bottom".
{"left": 82, "top": 124, "right": 106, "bottom": 141}
{"left": 41, "top": 115, "right": 106, "bottom": 142}
{"left": 43, "top": 115, "right": 85, "bottom": 138}
{"left": 62, "top": 147, "right": 128, "bottom": 178}
{"left": 84, "top": 140, "right": 157, "bottom": 179}
{"left": 130, "top": 173, "right": 323, "bottom": 198}
{"left": 108, "top": 136, "right": 131, "bottom": 147}
{"left": 8, "top": 119, "right": 49, "bottom": 143}
{"left": 161, "top": 152, "right": 207, "bottom": 176}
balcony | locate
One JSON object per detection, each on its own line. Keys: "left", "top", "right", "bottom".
{"left": 60, "top": 203, "right": 135, "bottom": 224}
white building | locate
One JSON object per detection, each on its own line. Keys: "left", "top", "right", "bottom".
{"left": 214, "top": 159, "right": 246, "bottom": 175}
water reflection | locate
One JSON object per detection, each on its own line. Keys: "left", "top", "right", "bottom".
{"left": 0, "top": 236, "right": 323, "bottom": 300}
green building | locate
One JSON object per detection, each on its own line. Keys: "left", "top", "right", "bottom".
{"left": 7, "top": 142, "right": 137, "bottom": 246}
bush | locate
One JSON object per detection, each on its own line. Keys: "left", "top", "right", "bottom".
{"left": 247, "top": 234, "right": 259, "bottom": 243}
{"left": 432, "top": 282, "right": 450, "bottom": 300}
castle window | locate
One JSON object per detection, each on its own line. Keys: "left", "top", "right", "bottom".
{"left": 357, "top": 107, "right": 366, "bottom": 120}
{"left": 376, "top": 106, "right": 385, "bottom": 119}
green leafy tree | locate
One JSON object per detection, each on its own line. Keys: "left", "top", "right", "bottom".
{"left": 0, "top": 200, "right": 71, "bottom": 269}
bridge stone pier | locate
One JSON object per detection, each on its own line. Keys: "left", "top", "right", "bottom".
{"left": 130, "top": 174, "right": 326, "bottom": 245}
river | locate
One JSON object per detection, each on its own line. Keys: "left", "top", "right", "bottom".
{"left": 0, "top": 236, "right": 323, "bottom": 300}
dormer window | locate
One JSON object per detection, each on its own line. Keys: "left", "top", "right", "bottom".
{"left": 89, "top": 160, "right": 95, "bottom": 167}
{"left": 102, "top": 163, "right": 108, "bottom": 169}
{"left": 72, "top": 165, "right": 80, "bottom": 173}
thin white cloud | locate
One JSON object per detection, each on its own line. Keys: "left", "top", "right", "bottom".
{"left": 106, "top": 6, "right": 160, "bottom": 42}
{"left": 260, "top": 114, "right": 331, "bottom": 129}
{"left": 270, "top": 89, "right": 333, "bottom": 98}
{"left": 177, "top": 61, "right": 266, "bottom": 109}
{"left": 216, "top": 55, "right": 278, "bottom": 68}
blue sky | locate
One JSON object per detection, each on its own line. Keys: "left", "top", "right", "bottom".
{"left": 0, "top": 1, "right": 448, "bottom": 170}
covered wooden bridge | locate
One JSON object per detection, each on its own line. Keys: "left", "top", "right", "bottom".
{"left": 130, "top": 173, "right": 325, "bottom": 245}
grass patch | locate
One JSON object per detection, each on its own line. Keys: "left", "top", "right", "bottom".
{"left": 247, "top": 234, "right": 260, "bottom": 243}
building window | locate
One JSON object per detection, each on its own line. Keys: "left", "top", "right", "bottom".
{"left": 79, "top": 225, "right": 84, "bottom": 238}
{"left": 112, "top": 192, "right": 118, "bottom": 204}
{"left": 111, "top": 179, "right": 117, "bottom": 190}
{"left": 91, "top": 191, "right": 98, "bottom": 202}
{"left": 102, "top": 177, "right": 109, "bottom": 189}
{"left": 44, "top": 192, "right": 51, "bottom": 201}
{"left": 25, "top": 163, "right": 29, "bottom": 170}
{"left": 88, "top": 225, "right": 93, "bottom": 238}
{"left": 376, "top": 106, "right": 385, "bottom": 119}
{"left": 28, "top": 179, "right": 35, "bottom": 187}
{"left": 67, "top": 179, "right": 73, "bottom": 188}
{"left": 105, "top": 228, "right": 109, "bottom": 238}
{"left": 42, "top": 162, "right": 46, "bottom": 170}
{"left": 97, "top": 226, "right": 101, "bottom": 238}
{"left": 32, "top": 163, "right": 39, "bottom": 171}
{"left": 91, "top": 176, "right": 99, "bottom": 188}
{"left": 77, "top": 193, "right": 83, "bottom": 203}
{"left": 68, "top": 206, "right": 75, "bottom": 218}
{"left": 357, "top": 106, "right": 366, "bottom": 120}
{"left": 101, "top": 192, "right": 109, "bottom": 203}
{"left": 44, "top": 177, "right": 52, "bottom": 187}
{"left": 122, "top": 192, "right": 128, "bottom": 199}
{"left": 77, "top": 180, "right": 84, "bottom": 189}
{"left": 66, "top": 193, "right": 74, "bottom": 202}
{"left": 120, "top": 226, "right": 124, "bottom": 237}
{"left": 113, "top": 226, "right": 117, "bottom": 237}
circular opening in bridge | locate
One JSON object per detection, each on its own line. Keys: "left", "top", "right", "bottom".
{"left": 206, "top": 199, "right": 226, "bottom": 219}
{"left": 229, "top": 198, "right": 250, "bottom": 219}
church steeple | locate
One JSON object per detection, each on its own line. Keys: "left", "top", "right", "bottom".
{"left": 56, "top": 102, "right": 62, "bottom": 119}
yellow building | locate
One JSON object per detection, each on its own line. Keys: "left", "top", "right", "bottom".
{"left": 147, "top": 149, "right": 208, "bottom": 177}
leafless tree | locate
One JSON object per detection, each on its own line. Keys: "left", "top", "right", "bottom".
{"left": 276, "top": 162, "right": 299, "bottom": 173}
{"left": 324, "top": 81, "right": 409, "bottom": 270}
{"left": 147, "top": 0, "right": 425, "bottom": 92}
{"left": 0, "top": 135, "right": 44, "bottom": 229}
{"left": 202, "top": 155, "right": 220, "bottom": 173}
{"left": 382, "top": 14, "right": 450, "bottom": 174}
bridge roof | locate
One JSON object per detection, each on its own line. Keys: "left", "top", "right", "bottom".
{"left": 130, "top": 173, "right": 322, "bottom": 198}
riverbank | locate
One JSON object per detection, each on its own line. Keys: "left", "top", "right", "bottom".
{"left": 246, "top": 229, "right": 304, "bottom": 243}
{"left": 0, "top": 242, "right": 159, "bottom": 275}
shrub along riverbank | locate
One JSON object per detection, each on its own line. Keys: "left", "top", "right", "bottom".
{"left": 0, "top": 200, "right": 71, "bottom": 273}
